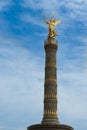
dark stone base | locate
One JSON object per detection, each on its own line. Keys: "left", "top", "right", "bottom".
{"left": 27, "top": 124, "right": 73, "bottom": 130}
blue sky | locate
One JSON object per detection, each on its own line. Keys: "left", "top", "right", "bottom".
{"left": 0, "top": 0, "right": 87, "bottom": 130}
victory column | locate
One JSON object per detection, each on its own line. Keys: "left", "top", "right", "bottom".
{"left": 27, "top": 14, "right": 73, "bottom": 130}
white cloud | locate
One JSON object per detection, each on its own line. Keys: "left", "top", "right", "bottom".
{"left": 20, "top": 14, "right": 45, "bottom": 28}
{"left": 0, "top": 32, "right": 86, "bottom": 130}
{"left": 58, "top": 70, "right": 87, "bottom": 119}
{"left": 56, "top": 39, "right": 87, "bottom": 126}
{"left": 82, "top": 38, "right": 87, "bottom": 73}
{"left": 22, "top": 0, "right": 87, "bottom": 21}
{"left": 0, "top": 1, "right": 86, "bottom": 129}
{"left": 0, "top": 36, "right": 44, "bottom": 129}
{"left": 62, "top": 0, "right": 87, "bottom": 21}
{"left": 0, "top": 0, "right": 13, "bottom": 11}
{"left": 0, "top": 34, "right": 85, "bottom": 130}
{"left": 21, "top": 0, "right": 87, "bottom": 36}
{"left": 0, "top": 128, "right": 26, "bottom": 130}
{"left": 22, "top": 0, "right": 59, "bottom": 11}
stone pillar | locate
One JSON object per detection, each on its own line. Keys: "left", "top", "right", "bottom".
{"left": 27, "top": 38, "right": 74, "bottom": 130}
{"left": 41, "top": 38, "right": 59, "bottom": 124}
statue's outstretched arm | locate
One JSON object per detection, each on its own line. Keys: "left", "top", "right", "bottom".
{"left": 43, "top": 16, "right": 49, "bottom": 25}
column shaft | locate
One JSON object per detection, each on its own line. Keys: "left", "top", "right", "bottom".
{"left": 42, "top": 38, "right": 59, "bottom": 124}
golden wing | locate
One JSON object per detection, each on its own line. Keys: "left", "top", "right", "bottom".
{"left": 54, "top": 20, "right": 61, "bottom": 26}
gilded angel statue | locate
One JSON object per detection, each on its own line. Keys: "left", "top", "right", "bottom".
{"left": 44, "top": 14, "right": 61, "bottom": 38}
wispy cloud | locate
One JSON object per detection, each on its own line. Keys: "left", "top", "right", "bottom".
{"left": 21, "top": 0, "right": 87, "bottom": 21}
{"left": 21, "top": 0, "right": 86, "bottom": 37}
{"left": 83, "top": 38, "right": 87, "bottom": 72}
{"left": 20, "top": 13, "right": 45, "bottom": 28}
{"left": 0, "top": 1, "right": 86, "bottom": 130}
{"left": 0, "top": 0, "right": 13, "bottom": 11}
{"left": 59, "top": 70, "right": 87, "bottom": 119}
{"left": 21, "top": 0, "right": 59, "bottom": 11}
{"left": 61, "top": 0, "right": 87, "bottom": 22}
{"left": 56, "top": 38, "right": 87, "bottom": 128}
{"left": 1, "top": 37, "right": 86, "bottom": 129}
{"left": 0, "top": 36, "right": 43, "bottom": 129}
